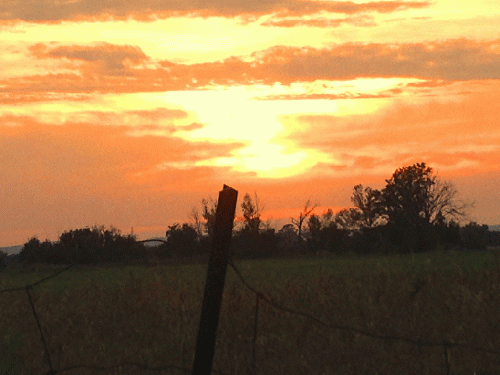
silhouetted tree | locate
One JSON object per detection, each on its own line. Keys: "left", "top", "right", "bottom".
{"left": 165, "top": 223, "right": 199, "bottom": 258}
{"left": 381, "top": 162, "right": 468, "bottom": 253}
{"left": 240, "top": 192, "right": 262, "bottom": 234}
{"left": 330, "top": 163, "right": 470, "bottom": 254}
{"left": 277, "top": 224, "right": 299, "bottom": 253}
{"left": 307, "top": 214, "right": 322, "bottom": 236}
{"left": 334, "top": 208, "right": 362, "bottom": 230}
{"left": 318, "top": 221, "right": 348, "bottom": 255}
{"left": 201, "top": 197, "right": 218, "bottom": 240}
{"left": 20, "top": 237, "right": 43, "bottom": 265}
{"left": 24, "top": 225, "right": 146, "bottom": 265}
{"left": 231, "top": 192, "right": 265, "bottom": 258}
{"left": 351, "top": 184, "right": 385, "bottom": 228}
{"left": 0, "top": 250, "right": 6, "bottom": 271}
{"left": 232, "top": 227, "right": 278, "bottom": 259}
{"left": 321, "top": 208, "right": 335, "bottom": 226}
{"left": 460, "top": 222, "right": 489, "bottom": 250}
{"left": 291, "top": 200, "right": 317, "bottom": 247}
{"left": 382, "top": 163, "right": 467, "bottom": 228}
{"left": 306, "top": 214, "right": 322, "bottom": 252}
{"left": 433, "top": 219, "right": 461, "bottom": 250}
{"left": 189, "top": 207, "right": 204, "bottom": 240}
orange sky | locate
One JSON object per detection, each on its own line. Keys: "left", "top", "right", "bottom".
{"left": 1, "top": 0, "right": 500, "bottom": 246}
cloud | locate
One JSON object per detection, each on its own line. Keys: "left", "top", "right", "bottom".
{"left": 0, "top": 112, "right": 245, "bottom": 192}
{"left": 273, "top": 38, "right": 500, "bottom": 82}
{"left": 30, "top": 42, "right": 150, "bottom": 76}
{"left": 2, "top": 38, "right": 499, "bottom": 102}
{"left": 0, "top": 106, "right": 194, "bottom": 132}
{"left": 276, "top": 82, "right": 500, "bottom": 177}
{"left": 255, "top": 89, "right": 404, "bottom": 101}
{"left": 0, "top": 0, "right": 432, "bottom": 22}
{"left": 261, "top": 14, "right": 376, "bottom": 28}
{"left": 253, "top": 39, "right": 500, "bottom": 82}
{"left": 0, "top": 113, "right": 247, "bottom": 240}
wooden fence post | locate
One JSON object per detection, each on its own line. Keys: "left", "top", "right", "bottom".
{"left": 192, "top": 185, "right": 238, "bottom": 375}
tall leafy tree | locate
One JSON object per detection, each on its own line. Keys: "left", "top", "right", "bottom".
{"left": 201, "top": 197, "right": 218, "bottom": 239}
{"left": 379, "top": 162, "right": 468, "bottom": 253}
{"left": 382, "top": 162, "right": 467, "bottom": 228}
{"left": 240, "top": 192, "right": 262, "bottom": 234}
{"left": 382, "top": 162, "right": 435, "bottom": 229}
{"left": 306, "top": 214, "right": 323, "bottom": 252}
{"left": 336, "top": 162, "right": 468, "bottom": 254}
{"left": 351, "top": 184, "right": 384, "bottom": 228}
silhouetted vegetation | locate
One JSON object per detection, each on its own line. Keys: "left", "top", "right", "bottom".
{"left": 18, "top": 226, "right": 147, "bottom": 266}
{"left": 162, "top": 223, "right": 200, "bottom": 259}
{"left": 11, "top": 162, "right": 500, "bottom": 267}
{"left": 222, "top": 162, "right": 488, "bottom": 259}
{"left": 223, "top": 162, "right": 493, "bottom": 259}
{"left": 0, "top": 250, "right": 6, "bottom": 271}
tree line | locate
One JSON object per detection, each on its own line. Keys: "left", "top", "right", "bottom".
{"left": 162, "top": 162, "right": 500, "bottom": 258}
{"left": 2, "top": 226, "right": 147, "bottom": 267}
{"left": 2, "top": 162, "right": 500, "bottom": 268}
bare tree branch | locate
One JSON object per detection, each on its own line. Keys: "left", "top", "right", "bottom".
{"left": 291, "top": 200, "right": 317, "bottom": 241}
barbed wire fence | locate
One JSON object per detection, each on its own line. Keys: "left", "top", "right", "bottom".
{"left": 0, "top": 262, "right": 227, "bottom": 375}
{"left": 2, "top": 255, "right": 500, "bottom": 375}
{"left": 226, "top": 258, "right": 500, "bottom": 375}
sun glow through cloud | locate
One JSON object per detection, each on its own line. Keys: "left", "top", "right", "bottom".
{"left": 1, "top": 0, "right": 500, "bottom": 246}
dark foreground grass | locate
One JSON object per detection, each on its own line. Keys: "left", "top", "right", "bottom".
{"left": 1, "top": 250, "right": 499, "bottom": 374}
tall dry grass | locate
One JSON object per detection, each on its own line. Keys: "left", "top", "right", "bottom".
{"left": 1, "top": 251, "right": 499, "bottom": 374}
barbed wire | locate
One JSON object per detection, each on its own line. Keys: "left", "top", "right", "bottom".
{"left": 47, "top": 361, "right": 192, "bottom": 374}
{"left": 227, "top": 258, "right": 500, "bottom": 374}
{"left": 0, "top": 264, "right": 226, "bottom": 375}
{"left": 0, "top": 264, "right": 76, "bottom": 294}
{"left": 2, "top": 257, "right": 499, "bottom": 375}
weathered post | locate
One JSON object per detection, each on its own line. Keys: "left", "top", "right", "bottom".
{"left": 192, "top": 185, "right": 238, "bottom": 375}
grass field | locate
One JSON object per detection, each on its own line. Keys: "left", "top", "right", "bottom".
{"left": 1, "top": 250, "right": 500, "bottom": 374}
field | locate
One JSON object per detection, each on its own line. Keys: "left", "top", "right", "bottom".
{"left": 1, "top": 250, "right": 500, "bottom": 374}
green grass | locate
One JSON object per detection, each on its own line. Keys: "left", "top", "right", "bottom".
{"left": 1, "top": 250, "right": 500, "bottom": 374}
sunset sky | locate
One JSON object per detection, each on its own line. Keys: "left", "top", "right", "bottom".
{"left": 1, "top": 0, "right": 500, "bottom": 247}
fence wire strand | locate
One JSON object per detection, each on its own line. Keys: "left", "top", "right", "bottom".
{"left": 0, "top": 264, "right": 227, "bottom": 375}
{"left": 1, "top": 258, "right": 500, "bottom": 375}
{"left": 25, "top": 285, "right": 55, "bottom": 374}
{"left": 0, "top": 264, "right": 76, "bottom": 294}
{"left": 251, "top": 293, "right": 260, "bottom": 373}
{"left": 227, "top": 258, "right": 500, "bottom": 367}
